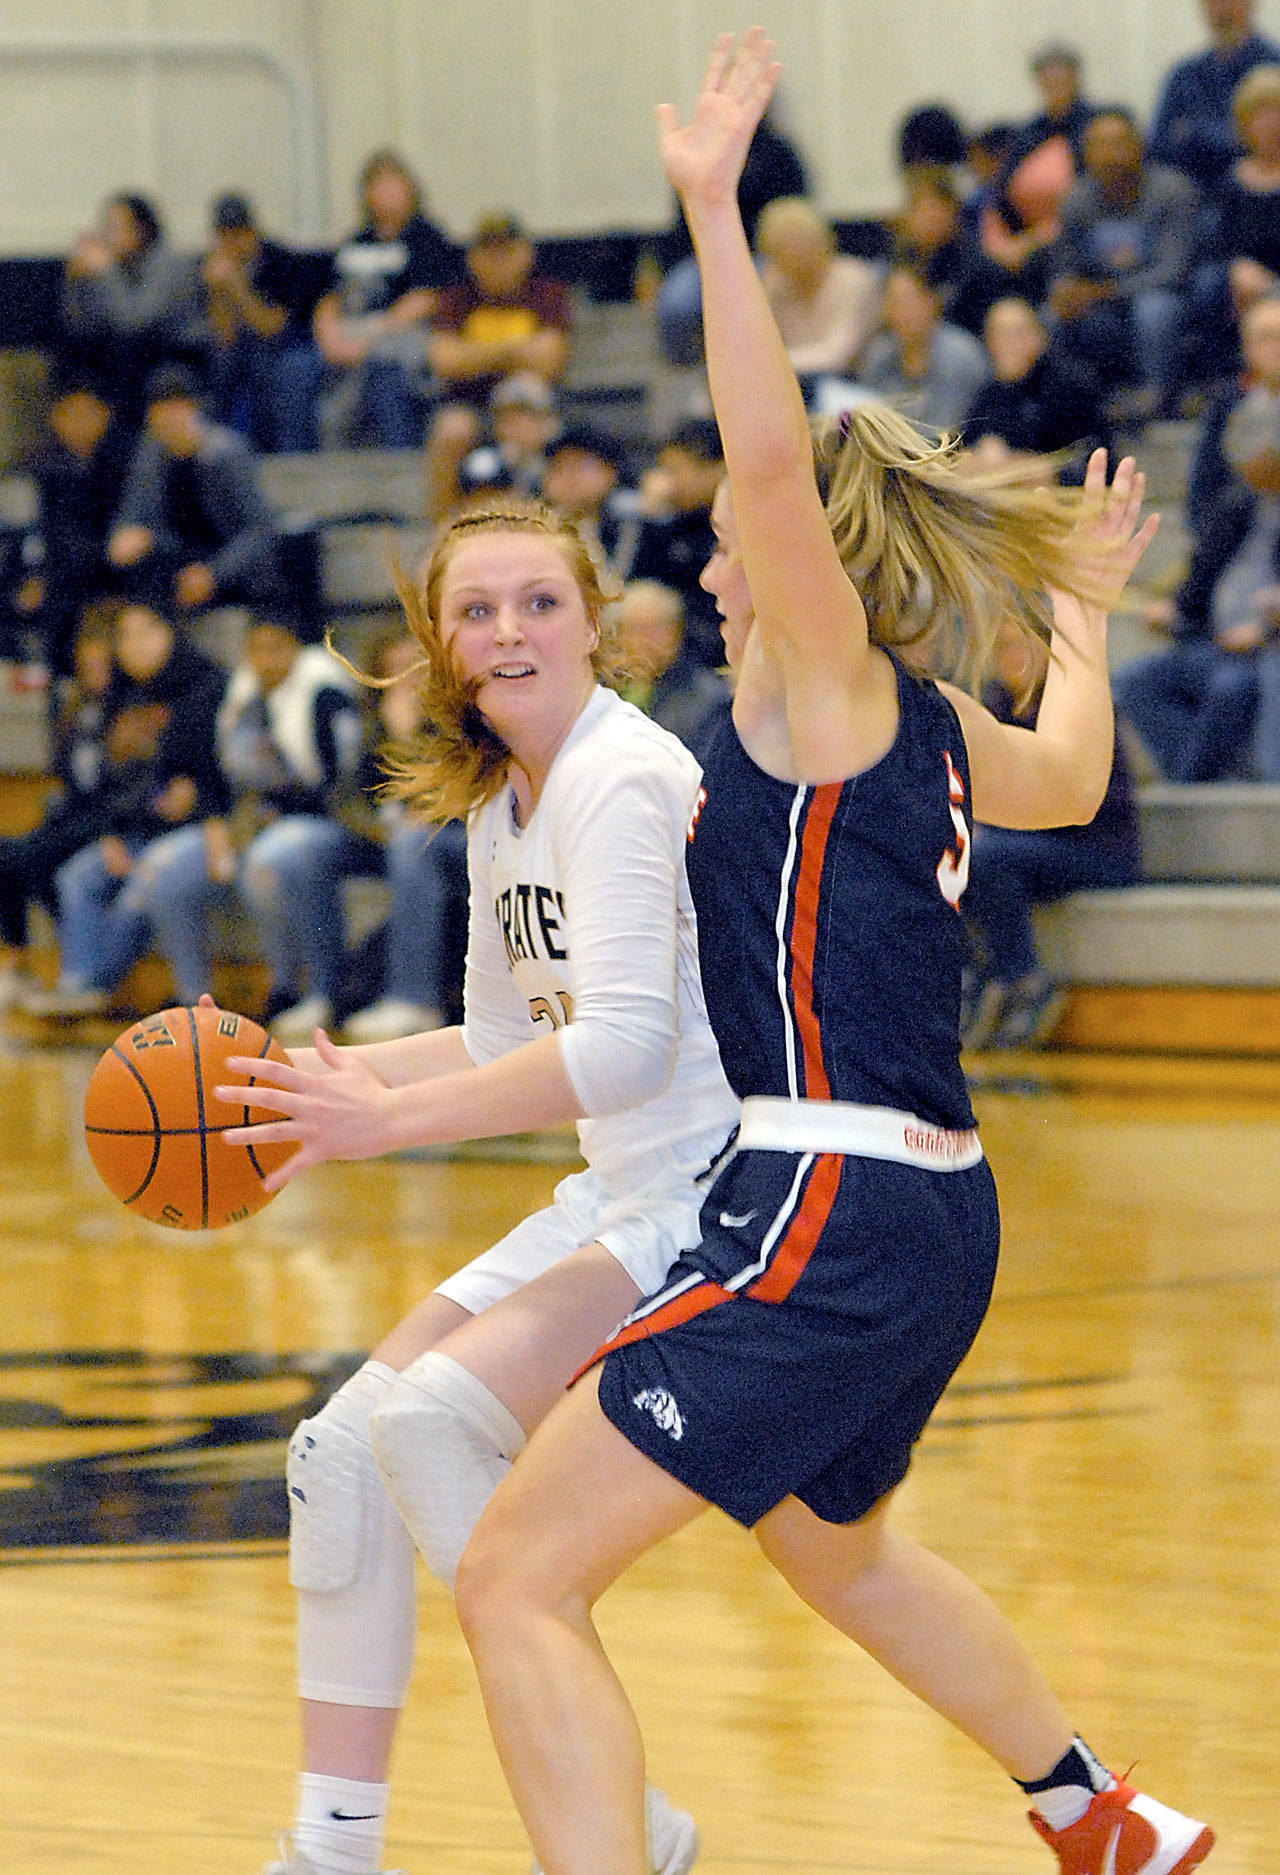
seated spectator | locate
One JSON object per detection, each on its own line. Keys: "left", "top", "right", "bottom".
{"left": 540, "top": 425, "right": 640, "bottom": 579}
{"left": 978, "top": 43, "right": 1098, "bottom": 304}
{"left": 199, "top": 192, "right": 321, "bottom": 453}
{"left": 424, "top": 214, "right": 573, "bottom": 518}
{"left": 654, "top": 103, "right": 809, "bottom": 365}
{"left": 285, "top": 149, "right": 460, "bottom": 451}
{"left": 458, "top": 373, "right": 561, "bottom": 501}
{"left": 46, "top": 610, "right": 364, "bottom": 1037}
{"left": 1114, "top": 389, "right": 1280, "bottom": 781}
{"left": 19, "top": 600, "right": 228, "bottom": 1019}
{"left": 107, "top": 364, "right": 284, "bottom": 614}
{"left": 962, "top": 624, "right": 1141, "bottom": 1050}
{"left": 890, "top": 164, "right": 1010, "bottom": 336}
{"left": 340, "top": 633, "right": 467, "bottom": 1043}
{"left": 627, "top": 416, "right": 725, "bottom": 668}
{"left": 10, "top": 370, "right": 131, "bottom": 677}
{"left": 962, "top": 124, "right": 1017, "bottom": 240}
{"left": 858, "top": 263, "right": 991, "bottom": 432}
{"left": 61, "top": 193, "right": 203, "bottom": 425}
{"left": 963, "top": 297, "right": 1111, "bottom": 474}
{"left": 1187, "top": 291, "right": 1280, "bottom": 531}
{"left": 1191, "top": 64, "right": 1280, "bottom": 384}
{"left": 615, "top": 580, "right": 729, "bottom": 758}
{"left": 1149, "top": 0, "right": 1280, "bottom": 194}
{"left": 0, "top": 609, "right": 115, "bottom": 1010}
{"left": 1048, "top": 109, "right": 1199, "bottom": 419}
{"left": 755, "top": 196, "right": 881, "bottom": 400}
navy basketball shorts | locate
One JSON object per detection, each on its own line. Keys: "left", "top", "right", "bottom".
{"left": 593, "top": 1143, "right": 1000, "bottom": 1528}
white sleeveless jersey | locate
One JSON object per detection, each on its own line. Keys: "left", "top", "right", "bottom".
{"left": 462, "top": 686, "right": 737, "bottom": 1194}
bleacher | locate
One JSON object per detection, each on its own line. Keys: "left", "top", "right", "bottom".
{"left": 1, "top": 302, "right": 1278, "bottom": 1054}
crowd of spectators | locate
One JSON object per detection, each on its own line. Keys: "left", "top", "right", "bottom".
{"left": 2, "top": 0, "right": 1279, "bottom": 1050}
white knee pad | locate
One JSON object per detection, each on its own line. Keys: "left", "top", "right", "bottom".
{"left": 287, "top": 1410, "right": 377, "bottom": 1593}
{"left": 370, "top": 1351, "right": 526, "bottom": 1593}
{"left": 289, "top": 1360, "right": 418, "bottom": 1708}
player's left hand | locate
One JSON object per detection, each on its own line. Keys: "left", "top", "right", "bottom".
{"left": 1052, "top": 448, "right": 1160, "bottom": 630}
{"left": 216, "top": 1028, "right": 396, "bottom": 1191}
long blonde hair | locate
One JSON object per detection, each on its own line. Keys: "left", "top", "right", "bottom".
{"left": 812, "top": 403, "right": 1108, "bottom": 697}
{"left": 377, "top": 499, "right": 625, "bottom": 825}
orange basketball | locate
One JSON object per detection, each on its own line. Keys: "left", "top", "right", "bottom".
{"left": 83, "top": 1005, "right": 293, "bottom": 1230}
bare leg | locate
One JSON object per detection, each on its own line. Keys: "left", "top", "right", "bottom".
{"left": 456, "top": 1372, "right": 706, "bottom": 1875}
{"left": 427, "top": 1241, "right": 643, "bottom": 1434}
{"left": 754, "top": 1492, "right": 1073, "bottom": 1781}
{"left": 302, "top": 1246, "right": 642, "bottom": 1781}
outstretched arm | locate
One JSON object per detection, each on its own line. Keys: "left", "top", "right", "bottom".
{"left": 658, "top": 32, "right": 870, "bottom": 683}
{"left": 942, "top": 449, "right": 1159, "bottom": 829}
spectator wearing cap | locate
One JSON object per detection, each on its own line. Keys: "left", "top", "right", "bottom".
{"left": 281, "top": 149, "right": 461, "bottom": 451}
{"left": 62, "top": 192, "right": 204, "bottom": 425}
{"left": 458, "top": 373, "right": 562, "bottom": 501}
{"left": 424, "top": 213, "right": 573, "bottom": 516}
{"left": 1114, "top": 374, "right": 1280, "bottom": 781}
{"left": 199, "top": 192, "right": 321, "bottom": 452}
{"left": 628, "top": 417, "right": 726, "bottom": 669}
{"left": 107, "top": 364, "right": 284, "bottom": 615}
{"left": 542, "top": 425, "right": 640, "bottom": 579}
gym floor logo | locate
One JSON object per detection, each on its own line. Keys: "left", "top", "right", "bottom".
{"left": 0, "top": 1349, "right": 362, "bottom": 1565}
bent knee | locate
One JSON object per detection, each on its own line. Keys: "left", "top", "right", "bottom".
{"left": 452, "top": 1509, "right": 529, "bottom": 1643}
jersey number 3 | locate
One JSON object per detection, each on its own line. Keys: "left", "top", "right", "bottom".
{"left": 936, "top": 750, "right": 971, "bottom": 908}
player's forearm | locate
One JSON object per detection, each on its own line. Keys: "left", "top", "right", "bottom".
{"left": 338, "top": 1024, "right": 474, "bottom": 1087}
{"left": 380, "top": 1031, "right": 584, "bottom": 1151}
{"left": 1033, "top": 595, "right": 1115, "bottom": 820}
{"left": 685, "top": 199, "right": 812, "bottom": 491}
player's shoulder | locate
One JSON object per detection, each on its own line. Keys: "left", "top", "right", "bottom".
{"left": 557, "top": 687, "right": 702, "bottom": 794}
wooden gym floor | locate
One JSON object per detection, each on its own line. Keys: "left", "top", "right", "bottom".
{"left": 0, "top": 1033, "right": 1275, "bottom": 1874}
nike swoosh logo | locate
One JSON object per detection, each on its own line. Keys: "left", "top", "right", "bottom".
{"left": 719, "top": 1209, "right": 757, "bottom": 1229}
{"left": 1101, "top": 1821, "right": 1123, "bottom": 1875}
{"left": 330, "top": 1810, "right": 379, "bottom": 1822}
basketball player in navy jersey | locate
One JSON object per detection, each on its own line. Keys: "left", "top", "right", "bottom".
{"left": 451, "top": 31, "right": 1215, "bottom": 1875}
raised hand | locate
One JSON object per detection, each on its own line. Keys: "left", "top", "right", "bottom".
{"left": 1074, "top": 447, "right": 1161, "bottom": 617}
{"left": 655, "top": 27, "right": 781, "bottom": 210}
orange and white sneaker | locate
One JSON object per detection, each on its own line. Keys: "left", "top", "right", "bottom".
{"left": 1029, "top": 1778, "right": 1215, "bottom": 1875}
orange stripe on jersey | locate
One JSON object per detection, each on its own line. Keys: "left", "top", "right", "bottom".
{"left": 789, "top": 786, "right": 839, "bottom": 1099}
{"left": 572, "top": 1278, "right": 733, "bottom": 1385}
{"left": 746, "top": 1150, "right": 842, "bottom": 1303}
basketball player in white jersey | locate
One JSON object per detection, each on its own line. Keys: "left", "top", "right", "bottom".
{"left": 222, "top": 498, "right": 736, "bottom": 1875}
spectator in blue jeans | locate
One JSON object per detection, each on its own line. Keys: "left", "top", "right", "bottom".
{"left": 337, "top": 633, "right": 468, "bottom": 1043}
{"left": 61, "top": 611, "right": 364, "bottom": 1036}
{"left": 20, "top": 601, "right": 227, "bottom": 1019}
{"left": 1114, "top": 381, "right": 1280, "bottom": 780}
{"left": 962, "top": 626, "right": 1142, "bottom": 1050}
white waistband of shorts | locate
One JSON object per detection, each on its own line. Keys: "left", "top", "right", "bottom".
{"left": 737, "top": 1096, "right": 983, "bottom": 1169}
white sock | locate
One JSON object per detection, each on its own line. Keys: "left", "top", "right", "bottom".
{"left": 294, "top": 1772, "right": 391, "bottom": 1875}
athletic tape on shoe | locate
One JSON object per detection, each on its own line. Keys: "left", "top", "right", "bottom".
{"left": 287, "top": 1412, "right": 372, "bottom": 1593}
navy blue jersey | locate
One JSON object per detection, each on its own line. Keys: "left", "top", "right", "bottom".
{"left": 686, "top": 656, "right": 975, "bottom": 1131}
